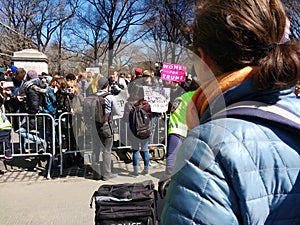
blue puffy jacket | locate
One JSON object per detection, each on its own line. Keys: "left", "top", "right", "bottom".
{"left": 161, "top": 78, "right": 300, "bottom": 225}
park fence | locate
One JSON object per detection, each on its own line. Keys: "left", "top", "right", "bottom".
{"left": 0, "top": 111, "right": 168, "bottom": 178}
{"left": 0, "top": 113, "right": 55, "bottom": 178}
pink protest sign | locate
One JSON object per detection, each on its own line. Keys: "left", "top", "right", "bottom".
{"left": 160, "top": 62, "right": 186, "bottom": 82}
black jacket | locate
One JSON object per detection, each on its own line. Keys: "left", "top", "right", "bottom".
{"left": 24, "top": 78, "right": 46, "bottom": 114}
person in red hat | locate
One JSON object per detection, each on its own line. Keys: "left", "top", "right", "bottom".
{"left": 133, "top": 68, "right": 143, "bottom": 80}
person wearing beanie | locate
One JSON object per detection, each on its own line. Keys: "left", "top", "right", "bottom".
{"left": 134, "top": 68, "right": 143, "bottom": 80}
{"left": 10, "top": 65, "right": 18, "bottom": 73}
{"left": 26, "top": 70, "right": 39, "bottom": 81}
{"left": 98, "top": 77, "right": 109, "bottom": 90}
{"left": 91, "top": 77, "right": 121, "bottom": 181}
{"left": 19, "top": 69, "right": 47, "bottom": 153}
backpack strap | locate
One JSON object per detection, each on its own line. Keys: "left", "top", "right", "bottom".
{"left": 202, "top": 101, "right": 300, "bottom": 133}
{"left": 97, "top": 92, "right": 112, "bottom": 122}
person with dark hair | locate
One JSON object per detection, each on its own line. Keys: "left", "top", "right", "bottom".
{"left": 65, "top": 73, "right": 76, "bottom": 81}
{"left": 162, "top": 0, "right": 300, "bottom": 224}
{"left": 122, "top": 82, "right": 152, "bottom": 176}
{"left": 93, "top": 77, "right": 121, "bottom": 180}
{"left": 163, "top": 78, "right": 199, "bottom": 176}
{"left": 4, "top": 68, "right": 27, "bottom": 116}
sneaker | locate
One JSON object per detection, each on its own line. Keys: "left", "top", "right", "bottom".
{"left": 129, "top": 171, "right": 139, "bottom": 177}
{"left": 93, "top": 172, "right": 102, "bottom": 180}
{"left": 38, "top": 140, "right": 47, "bottom": 154}
{"left": 141, "top": 169, "right": 149, "bottom": 175}
{"left": 102, "top": 173, "right": 117, "bottom": 181}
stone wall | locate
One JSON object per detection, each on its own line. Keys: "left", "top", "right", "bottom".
{"left": 12, "top": 49, "right": 48, "bottom": 75}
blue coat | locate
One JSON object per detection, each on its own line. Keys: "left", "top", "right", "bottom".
{"left": 161, "top": 78, "right": 300, "bottom": 225}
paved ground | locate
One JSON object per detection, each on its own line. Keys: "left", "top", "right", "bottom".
{"left": 0, "top": 153, "right": 167, "bottom": 225}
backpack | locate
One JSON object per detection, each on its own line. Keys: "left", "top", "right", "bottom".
{"left": 129, "top": 102, "right": 152, "bottom": 139}
{"left": 83, "top": 92, "right": 111, "bottom": 126}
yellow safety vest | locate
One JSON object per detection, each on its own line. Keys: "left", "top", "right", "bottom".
{"left": 168, "top": 90, "right": 195, "bottom": 137}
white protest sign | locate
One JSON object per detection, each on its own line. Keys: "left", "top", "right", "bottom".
{"left": 143, "top": 86, "right": 170, "bottom": 113}
{"left": 86, "top": 67, "right": 100, "bottom": 74}
{"left": 113, "top": 90, "right": 128, "bottom": 119}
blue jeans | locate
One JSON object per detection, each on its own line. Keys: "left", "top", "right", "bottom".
{"left": 19, "top": 118, "right": 45, "bottom": 149}
{"left": 132, "top": 139, "right": 150, "bottom": 173}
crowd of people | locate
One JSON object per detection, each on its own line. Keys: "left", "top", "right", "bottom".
{"left": 0, "top": 63, "right": 197, "bottom": 179}
{"left": 1, "top": 0, "right": 300, "bottom": 222}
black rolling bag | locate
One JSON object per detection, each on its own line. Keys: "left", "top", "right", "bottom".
{"left": 90, "top": 180, "right": 158, "bottom": 225}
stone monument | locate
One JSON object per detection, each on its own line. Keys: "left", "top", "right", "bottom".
{"left": 12, "top": 49, "right": 48, "bottom": 74}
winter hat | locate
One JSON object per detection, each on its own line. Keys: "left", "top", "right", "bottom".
{"left": 11, "top": 65, "right": 18, "bottom": 73}
{"left": 26, "top": 70, "right": 38, "bottom": 80}
{"left": 134, "top": 68, "right": 143, "bottom": 75}
{"left": 98, "top": 77, "right": 109, "bottom": 89}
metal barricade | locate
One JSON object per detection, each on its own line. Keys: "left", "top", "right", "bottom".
{"left": 112, "top": 113, "right": 168, "bottom": 160}
{"left": 57, "top": 112, "right": 85, "bottom": 176}
{"left": 149, "top": 113, "right": 168, "bottom": 160}
{"left": 1, "top": 113, "right": 56, "bottom": 178}
{"left": 57, "top": 112, "right": 168, "bottom": 175}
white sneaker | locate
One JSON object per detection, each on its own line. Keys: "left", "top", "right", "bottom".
{"left": 38, "top": 140, "right": 47, "bottom": 154}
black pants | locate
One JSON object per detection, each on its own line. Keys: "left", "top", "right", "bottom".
{"left": 94, "top": 121, "right": 113, "bottom": 176}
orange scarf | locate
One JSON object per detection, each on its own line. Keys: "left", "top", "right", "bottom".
{"left": 186, "top": 66, "right": 259, "bottom": 129}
